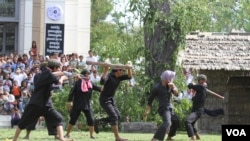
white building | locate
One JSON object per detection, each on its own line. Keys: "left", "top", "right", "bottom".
{"left": 0, "top": 0, "right": 90, "bottom": 56}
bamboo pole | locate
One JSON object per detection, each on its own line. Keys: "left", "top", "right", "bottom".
{"left": 206, "top": 88, "right": 224, "bottom": 99}
{"left": 86, "top": 61, "right": 132, "bottom": 69}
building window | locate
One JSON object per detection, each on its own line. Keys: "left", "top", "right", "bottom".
{"left": 0, "top": 23, "right": 16, "bottom": 54}
{"left": 0, "top": 0, "right": 15, "bottom": 17}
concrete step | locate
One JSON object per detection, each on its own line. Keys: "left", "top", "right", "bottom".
{"left": 0, "top": 115, "right": 11, "bottom": 128}
{"left": 121, "top": 122, "right": 157, "bottom": 133}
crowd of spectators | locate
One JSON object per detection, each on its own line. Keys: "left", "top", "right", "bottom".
{"left": 0, "top": 45, "right": 101, "bottom": 122}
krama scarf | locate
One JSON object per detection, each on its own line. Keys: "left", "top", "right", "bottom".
{"left": 81, "top": 78, "right": 92, "bottom": 92}
{"left": 160, "top": 70, "right": 176, "bottom": 82}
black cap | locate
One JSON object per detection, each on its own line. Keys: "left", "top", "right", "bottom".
{"left": 81, "top": 69, "right": 90, "bottom": 75}
{"left": 47, "top": 59, "right": 61, "bottom": 68}
{"left": 197, "top": 74, "right": 207, "bottom": 81}
{"left": 40, "top": 62, "right": 48, "bottom": 68}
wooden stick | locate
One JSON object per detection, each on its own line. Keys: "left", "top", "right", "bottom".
{"left": 86, "top": 61, "right": 132, "bottom": 69}
{"left": 206, "top": 89, "right": 224, "bottom": 99}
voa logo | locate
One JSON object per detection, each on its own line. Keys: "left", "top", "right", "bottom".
{"left": 226, "top": 129, "right": 246, "bottom": 136}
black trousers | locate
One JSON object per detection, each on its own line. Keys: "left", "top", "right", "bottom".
{"left": 25, "top": 117, "right": 57, "bottom": 135}
{"left": 153, "top": 110, "right": 172, "bottom": 140}
{"left": 168, "top": 112, "right": 180, "bottom": 137}
{"left": 100, "top": 100, "right": 120, "bottom": 126}
{"left": 69, "top": 108, "right": 94, "bottom": 126}
{"left": 18, "top": 104, "right": 63, "bottom": 136}
{"left": 185, "top": 111, "right": 201, "bottom": 137}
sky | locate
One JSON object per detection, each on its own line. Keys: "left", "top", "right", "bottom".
{"left": 105, "top": 0, "right": 141, "bottom": 27}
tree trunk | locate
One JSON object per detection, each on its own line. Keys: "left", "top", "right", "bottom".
{"left": 144, "top": 0, "right": 181, "bottom": 79}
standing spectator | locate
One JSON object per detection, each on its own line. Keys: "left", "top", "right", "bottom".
{"left": 90, "top": 69, "right": 101, "bottom": 84}
{"left": 85, "top": 50, "right": 97, "bottom": 72}
{"left": 65, "top": 69, "right": 102, "bottom": 139}
{"left": 182, "top": 68, "right": 194, "bottom": 100}
{"left": 126, "top": 61, "right": 136, "bottom": 87}
{"left": 143, "top": 70, "right": 179, "bottom": 141}
{"left": 69, "top": 53, "right": 78, "bottom": 69}
{"left": 30, "top": 41, "right": 38, "bottom": 56}
{"left": 92, "top": 51, "right": 100, "bottom": 70}
{"left": 77, "top": 55, "right": 86, "bottom": 71}
{"left": 96, "top": 64, "right": 132, "bottom": 141}
{"left": 50, "top": 52, "right": 60, "bottom": 62}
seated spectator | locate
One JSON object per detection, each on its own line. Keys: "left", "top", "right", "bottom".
{"left": 12, "top": 57, "right": 25, "bottom": 72}
{"left": 11, "top": 107, "right": 21, "bottom": 128}
{"left": 60, "top": 56, "right": 69, "bottom": 67}
{"left": 11, "top": 80, "right": 21, "bottom": 100}
{"left": 19, "top": 80, "right": 31, "bottom": 114}
{"left": 3, "top": 73, "right": 13, "bottom": 91}
{"left": 10, "top": 67, "right": 28, "bottom": 87}
{"left": 2, "top": 87, "right": 16, "bottom": 114}
{"left": 0, "top": 67, "right": 4, "bottom": 80}
{"left": 3, "top": 64, "right": 12, "bottom": 74}
{"left": 3, "top": 59, "right": 13, "bottom": 72}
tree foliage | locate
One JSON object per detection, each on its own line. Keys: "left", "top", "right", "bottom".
{"left": 52, "top": 0, "right": 250, "bottom": 131}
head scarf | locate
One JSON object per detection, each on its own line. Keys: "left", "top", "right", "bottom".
{"left": 160, "top": 70, "right": 176, "bottom": 82}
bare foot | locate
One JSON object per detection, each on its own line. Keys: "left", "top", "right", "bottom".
{"left": 195, "top": 133, "right": 200, "bottom": 140}
{"left": 23, "top": 136, "right": 29, "bottom": 139}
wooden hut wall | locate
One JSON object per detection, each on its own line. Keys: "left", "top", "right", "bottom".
{"left": 196, "top": 70, "right": 245, "bottom": 132}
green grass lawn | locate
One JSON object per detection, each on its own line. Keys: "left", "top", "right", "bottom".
{"left": 0, "top": 128, "right": 221, "bottom": 141}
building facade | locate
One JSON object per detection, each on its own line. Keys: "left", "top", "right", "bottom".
{"left": 0, "top": 0, "right": 90, "bottom": 56}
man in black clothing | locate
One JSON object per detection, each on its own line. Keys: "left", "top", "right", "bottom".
{"left": 65, "top": 69, "right": 102, "bottom": 139}
{"left": 98, "top": 64, "right": 132, "bottom": 141}
{"left": 143, "top": 70, "right": 179, "bottom": 141}
{"left": 185, "top": 74, "right": 207, "bottom": 141}
{"left": 12, "top": 59, "right": 72, "bottom": 141}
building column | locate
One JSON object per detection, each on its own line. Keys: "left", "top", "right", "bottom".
{"left": 18, "top": 0, "right": 33, "bottom": 55}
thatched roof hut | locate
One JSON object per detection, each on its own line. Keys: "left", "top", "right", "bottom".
{"left": 182, "top": 32, "right": 250, "bottom": 132}
{"left": 183, "top": 32, "right": 250, "bottom": 70}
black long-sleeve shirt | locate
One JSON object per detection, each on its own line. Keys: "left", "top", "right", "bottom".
{"left": 188, "top": 83, "right": 207, "bottom": 112}
{"left": 147, "top": 82, "right": 173, "bottom": 113}
{"left": 28, "top": 68, "right": 58, "bottom": 108}
{"left": 99, "top": 73, "right": 130, "bottom": 102}
{"left": 68, "top": 79, "right": 101, "bottom": 110}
